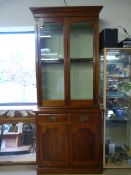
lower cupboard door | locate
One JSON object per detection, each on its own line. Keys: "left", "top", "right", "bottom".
{"left": 70, "top": 122, "right": 102, "bottom": 166}
{"left": 38, "top": 123, "right": 69, "bottom": 167}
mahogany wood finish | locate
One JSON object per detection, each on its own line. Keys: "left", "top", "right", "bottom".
{"left": 37, "top": 118, "right": 69, "bottom": 167}
{"left": 30, "top": 6, "right": 103, "bottom": 174}
{"left": 36, "top": 111, "right": 103, "bottom": 174}
{"left": 69, "top": 113, "right": 102, "bottom": 167}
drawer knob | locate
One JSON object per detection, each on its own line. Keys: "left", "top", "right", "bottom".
{"left": 48, "top": 115, "right": 56, "bottom": 121}
{"left": 80, "top": 116, "right": 88, "bottom": 122}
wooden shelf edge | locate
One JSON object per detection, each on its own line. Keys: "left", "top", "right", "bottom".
{"left": 0, "top": 117, "right": 36, "bottom": 124}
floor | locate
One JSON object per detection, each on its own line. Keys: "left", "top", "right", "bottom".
{"left": 0, "top": 165, "right": 131, "bottom": 175}
{"left": 0, "top": 153, "right": 36, "bottom": 163}
{"left": 0, "top": 165, "right": 36, "bottom": 175}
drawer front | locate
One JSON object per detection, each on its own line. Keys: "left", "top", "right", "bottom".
{"left": 37, "top": 114, "right": 68, "bottom": 122}
{"left": 69, "top": 113, "right": 99, "bottom": 122}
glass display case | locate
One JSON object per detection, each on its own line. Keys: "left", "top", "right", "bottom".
{"left": 100, "top": 48, "right": 131, "bottom": 168}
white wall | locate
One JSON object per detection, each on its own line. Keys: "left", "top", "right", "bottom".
{"left": 0, "top": 0, "right": 131, "bottom": 41}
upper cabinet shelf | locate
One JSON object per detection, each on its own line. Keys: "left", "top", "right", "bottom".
{"left": 30, "top": 6, "right": 103, "bottom": 108}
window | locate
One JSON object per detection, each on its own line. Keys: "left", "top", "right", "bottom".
{"left": 0, "top": 31, "right": 37, "bottom": 105}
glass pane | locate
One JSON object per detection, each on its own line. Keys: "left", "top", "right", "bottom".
{"left": 99, "top": 52, "right": 105, "bottom": 108}
{"left": 40, "top": 22, "right": 64, "bottom": 100}
{"left": 70, "top": 22, "right": 93, "bottom": 100}
{"left": 0, "top": 32, "right": 36, "bottom": 104}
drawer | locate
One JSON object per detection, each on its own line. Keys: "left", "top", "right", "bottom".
{"left": 69, "top": 113, "right": 99, "bottom": 122}
{"left": 37, "top": 114, "right": 68, "bottom": 122}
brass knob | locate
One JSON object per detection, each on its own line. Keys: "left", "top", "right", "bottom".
{"left": 48, "top": 115, "right": 56, "bottom": 121}
{"left": 80, "top": 116, "right": 88, "bottom": 122}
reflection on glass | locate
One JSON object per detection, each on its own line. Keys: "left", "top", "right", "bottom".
{"left": 70, "top": 22, "right": 93, "bottom": 99}
{"left": 40, "top": 22, "right": 64, "bottom": 100}
{"left": 99, "top": 55, "right": 104, "bottom": 107}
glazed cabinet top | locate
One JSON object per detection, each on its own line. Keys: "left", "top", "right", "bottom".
{"left": 30, "top": 6, "right": 103, "bottom": 108}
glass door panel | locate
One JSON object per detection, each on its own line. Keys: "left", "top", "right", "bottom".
{"left": 40, "top": 22, "right": 64, "bottom": 100}
{"left": 69, "top": 22, "right": 94, "bottom": 100}
{"left": 100, "top": 52, "right": 105, "bottom": 109}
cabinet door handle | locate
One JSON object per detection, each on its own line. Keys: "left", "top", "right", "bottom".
{"left": 80, "top": 116, "right": 88, "bottom": 122}
{"left": 48, "top": 115, "right": 56, "bottom": 121}
{"left": 80, "top": 117, "right": 83, "bottom": 122}
{"left": 85, "top": 116, "right": 88, "bottom": 121}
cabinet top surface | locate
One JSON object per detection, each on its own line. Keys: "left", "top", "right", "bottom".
{"left": 30, "top": 6, "right": 103, "bottom": 17}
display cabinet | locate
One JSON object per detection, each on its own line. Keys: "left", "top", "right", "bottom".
{"left": 30, "top": 6, "right": 103, "bottom": 174}
{"left": 100, "top": 48, "right": 131, "bottom": 168}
